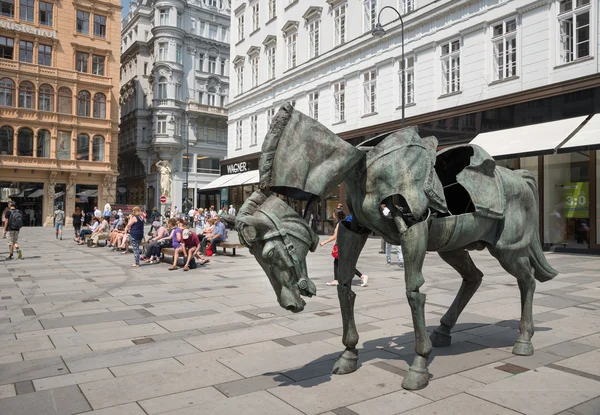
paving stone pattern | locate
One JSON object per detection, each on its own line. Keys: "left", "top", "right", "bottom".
{"left": 1, "top": 228, "right": 600, "bottom": 414}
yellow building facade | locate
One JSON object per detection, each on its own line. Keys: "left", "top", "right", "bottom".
{"left": 0, "top": 0, "right": 120, "bottom": 226}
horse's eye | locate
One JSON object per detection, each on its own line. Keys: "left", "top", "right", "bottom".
{"left": 267, "top": 250, "right": 274, "bottom": 258}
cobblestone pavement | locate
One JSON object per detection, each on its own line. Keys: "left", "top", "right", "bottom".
{"left": 1, "top": 228, "right": 599, "bottom": 415}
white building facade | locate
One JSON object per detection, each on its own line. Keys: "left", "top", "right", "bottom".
{"left": 119, "top": 0, "right": 231, "bottom": 213}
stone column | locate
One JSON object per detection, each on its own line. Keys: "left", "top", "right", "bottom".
{"left": 102, "top": 174, "right": 117, "bottom": 206}
{"left": 44, "top": 171, "right": 57, "bottom": 227}
{"left": 65, "top": 173, "right": 77, "bottom": 226}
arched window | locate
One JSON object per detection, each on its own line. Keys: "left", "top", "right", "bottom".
{"left": 0, "top": 126, "right": 14, "bottom": 155}
{"left": 17, "top": 128, "right": 34, "bottom": 156}
{"left": 76, "top": 133, "right": 89, "bottom": 160}
{"left": 37, "top": 129, "right": 50, "bottom": 158}
{"left": 18, "top": 81, "right": 35, "bottom": 109}
{"left": 0, "top": 78, "right": 15, "bottom": 107}
{"left": 93, "top": 92, "right": 106, "bottom": 118}
{"left": 58, "top": 87, "right": 72, "bottom": 114}
{"left": 77, "top": 90, "right": 90, "bottom": 117}
{"left": 38, "top": 84, "right": 54, "bottom": 112}
{"left": 92, "top": 135, "right": 105, "bottom": 161}
{"left": 157, "top": 76, "right": 167, "bottom": 99}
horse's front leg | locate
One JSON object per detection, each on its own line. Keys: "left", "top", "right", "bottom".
{"left": 401, "top": 220, "right": 432, "bottom": 390}
{"left": 332, "top": 222, "right": 369, "bottom": 375}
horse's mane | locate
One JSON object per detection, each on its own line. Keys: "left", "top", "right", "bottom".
{"left": 236, "top": 190, "right": 319, "bottom": 252}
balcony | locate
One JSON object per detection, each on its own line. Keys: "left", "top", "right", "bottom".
{"left": 0, "top": 156, "right": 112, "bottom": 172}
{"left": 152, "top": 98, "right": 185, "bottom": 109}
{"left": 187, "top": 102, "right": 227, "bottom": 116}
{"left": 0, "top": 59, "right": 112, "bottom": 86}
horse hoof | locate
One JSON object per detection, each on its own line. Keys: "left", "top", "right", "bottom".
{"left": 512, "top": 340, "right": 534, "bottom": 356}
{"left": 430, "top": 330, "right": 452, "bottom": 348}
{"left": 402, "top": 366, "right": 430, "bottom": 390}
{"left": 332, "top": 349, "right": 358, "bottom": 375}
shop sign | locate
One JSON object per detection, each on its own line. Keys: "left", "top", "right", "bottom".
{"left": 221, "top": 158, "right": 258, "bottom": 175}
{"left": 564, "top": 182, "right": 589, "bottom": 218}
{"left": 0, "top": 20, "right": 58, "bottom": 39}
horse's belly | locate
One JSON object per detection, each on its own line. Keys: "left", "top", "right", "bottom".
{"left": 428, "top": 214, "right": 497, "bottom": 252}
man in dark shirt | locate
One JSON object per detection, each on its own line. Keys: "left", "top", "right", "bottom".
{"left": 182, "top": 228, "right": 200, "bottom": 271}
{"left": 3, "top": 201, "right": 22, "bottom": 260}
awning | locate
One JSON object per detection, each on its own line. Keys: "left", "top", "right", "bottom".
{"left": 200, "top": 174, "right": 239, "bottom": 191}
{"left": 470, "top": 115, "right": 588, "bottom": 159}
{"left": 558, "top": 114, "right": 600, "bottom": 153}
{"left": 223, "top": 170, "right": 260, "bottom": 187}
{"left": 27, "top": 189, "right": 44, "bottom": 198}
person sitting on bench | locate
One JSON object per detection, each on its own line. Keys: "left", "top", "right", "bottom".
{"left": 168, "top": 219, "right": 186, "bottom": 270}
{"left": 200, "top": 215, "right": 226, "bottom": 255}
{"left": 182, "top": 228, "right": 200, "bottom": 271}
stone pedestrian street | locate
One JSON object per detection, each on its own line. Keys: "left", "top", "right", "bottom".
{"left": 1, "top": 228, "right": 600, "bottom": 415}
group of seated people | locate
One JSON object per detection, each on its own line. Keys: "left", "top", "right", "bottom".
{"left": 76, "top": 216, "right": 114, "bottom": 247}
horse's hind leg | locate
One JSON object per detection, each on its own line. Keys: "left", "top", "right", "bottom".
{"left": 430, "top": 249, "right": 484, "bottom": 347}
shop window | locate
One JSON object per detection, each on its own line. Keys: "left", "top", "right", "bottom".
{"left": 77, "top": 133, "right": 89, "bottom": 160}
{"left": 58, "top": 87, "right": 72, "bottom": 114}
{"left": 17, "top": 128, "right": 33, "bottom": 156}
{"left": 39, "top": 1, "right": 52, "bottom": 26}
{"left": 37, "top": 129, "right": 50, "bottom": 158}
{"left": 19, "top": 0, "right": 33, "bottom": 22}
{"left": 19, "top": 40, "right": 33, "bottom": 63}
{"left": 1, "top": 0, "right": 14, "bottom": 17}
{"left": 93, "top": 92, "right": 106, "bottom": 118}
{"left": 0, "top": 125, "right": 14, "bottom": 155}
{"left": 0, "top": 77, "right": 15, "bottom": 106}
{"left": 92, "top": 135, "right": 104, "bottom": 161}
{"left": 0, "top": 36, "right": 14, "bottom": 59}
{"left": 57, "top": 131, "right": 71, "bottom": 159}
{"left": 18, "top": 81, "right": 34, "bottom": 109}
{"left": 38, "top": 84, "right": 54, "bottom": 112}
{"left": 77, "top": 90, "right": 91, "bottom": 116}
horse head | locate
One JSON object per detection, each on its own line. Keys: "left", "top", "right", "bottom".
{"left": 235, "top": 190, "right": 319, "bottom": 313}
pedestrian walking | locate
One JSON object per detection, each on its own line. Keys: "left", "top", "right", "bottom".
{"left": 125, "top": 206, "right": 145, "bottom": 267}
{"left": 54, "top": 205, "right": 65, "bottom": 240}
{"left": 381, "top": 203, "right": 403, "bottom": 266}
{"left": 3, "top": 201, "right": 23, "bottom": 260}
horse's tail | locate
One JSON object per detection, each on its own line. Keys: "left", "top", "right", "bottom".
{"left": 517, "top": 170, "right": 558, "bottom": 282}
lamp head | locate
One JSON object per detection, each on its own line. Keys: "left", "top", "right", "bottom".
{"left": 371, "top": 23, "right": 386, "bottom": 38}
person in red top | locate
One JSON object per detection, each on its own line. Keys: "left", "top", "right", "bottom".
{"left": 182, "top": 228, "right": 200, "bottom": 271}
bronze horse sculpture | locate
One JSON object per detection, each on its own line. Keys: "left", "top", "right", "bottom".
{"left": 234, "top": 104, "right": 558, "bottom": 390}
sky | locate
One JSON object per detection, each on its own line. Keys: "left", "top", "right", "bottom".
{"left": 121, "top": 0, "right": 130, "bottom": 18}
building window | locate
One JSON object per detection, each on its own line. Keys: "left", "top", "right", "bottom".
{"left": 19, "top": 40, "right": 33, "bottom": 63}
{"left": 237, "top": 15, "right": 244, "bottom": 42}
{"left": 1, "top": 0, "right": 14, "bottom": 17}
{"left": 58, "top": 87, "right": 72, "bottom": 114}
{"left": 17, "top": 128, "right": 33, "bottom": 156}
{"left": 269, "top": 0, "right": 276, "bottom": 20}
{"left": 363, "top": 70, "right": 377, "bottom": 114}
{"left": 0, "top": 126, "right": 13, "bottom": 155}
{"left": 77, "top": 90, "right": 91, "bottom": 117}
{"left": 94, "top": 15, "right": 107, "bottom": 38}
{"left": 251, "top": 56, "right": 259, "bottom": 87}
{"left": 92, "top": 135, "right": 104, "bottom": 161}
{"left": 235, "top": 120, "right": 242, "bottom": 149}
{"left": 157, "top": 116, "right": 167, "bottom": 134}
{"left": 400, "top": 56, "right": 415, "bottom": 104}
{"left": 333, "top": 81, "right": 345, "bottom": 122}
{"left": 176, "top": 11, "right": 182, "bottom": 28}
{"left": 76, "top": 134, "right": 89, "bottom": 160}
{"left": 220, "top": 58, "right": 226, "bottom": 75}
{"left": 175, "top": 83, "right": 181, "bottom": 100}
{"left": 267, "top": 108, "right": 275, "bottom": 129}
{"left": 159, "top": 8, "right": 169, "bottom": 25}
{"left": 56, "top": 131, "right": 70, "bottom": 159}
{"left": 174, "top": 116, "right": 181, "bottom": 136}
{"left": 38, "top": 84, "right": 54, "bottom": 111}
{"left": 92, "top": 55, "right": 105, "bottom": 75}
{"left": 266, "top": 46, "right": 276, "bottom": 80}
{"left": 209, "top": 56, "right": 216, "bottom": 73}
{"left": 250, "top": 114, "right": 257, "bottom": 145}
{"left": 401, "top": 0, "right": 414, "bottom": 13}
{"left": 19, "top": 0, "right": 33, "bottom": 21}
{"left": 76, "top": 51, "right": 89, "bottom": 72}
{"left": 158, "top": 42, "right": 168, "bottom": 61}
{"left": 176, "top": 44, "right": 183, "bottom": 64}
{"left": 236, "top": 64, "right": 244, "bottom": 94}
{"left": 306, "top": 91, "right": 318, "bottom": 121}
{"left": 558, "top": 0, "right": 590, "bottom": 64}
{"left": 93, "top": 93, "right": 106, "bottom": 118}
{"left": 441, "top": 39, "right": 461, "bottom": 94}
{"left": 18, "top": 81, "right": 34, "bottom": 109}
{"left": 309, "top": 20, "right": 320, "bottom": 59}
{"left": 492, "top": 19, "right": 517, "bottom": 80}
{"left": 363, "top": 0, "right": 377, "bottom": 33}
{"left": 286, "top": 32, "right": 297, "bottom": 69}
{"left": 207, "top": 93, "right": 216, "bottom": 106}
{"left": 77, "top": 11, "right": 90, "bottom": 34}
{"left": 209, "top": 24, "right": 217, "bottom": 39}
{"left": 0, "top": 36, "right": 14, "bottom": 59}
{"left": 0, "top": 78, "right": 15, "bottom": 106}
{"left": 39, "top": 1, "right": 53, "bottom": 25}
{"left": 157, "top": 76, "right": 167, "bottom": 99}
{"left": 334, "top": 3, "right": 347, "bottom": 46}
{"left": 37, "top": 129, "right": 50, "bottom": 157}
{"left": 252, "top": 3, "right": 259, "bottom": 31}
{"left": 38, "top": 44, "right": 52, "bottom": 66}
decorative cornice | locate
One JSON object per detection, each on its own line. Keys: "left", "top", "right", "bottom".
{"left": 517, "top": 0, "right": 550, "bottom": 14}
{"left": 281, "top": 20, "right": 299, "bottom": 35}
{"left": 234, "top": 2, "right": 246, "bottom": 15}
{"left": 232, "top": 55, "right": 245, "bottom": 66}
{"left": 459, "top": 22, "right": 486, "bottom": 36}
{"left": 414, "top": 41, "right": 436, "bottom": 54}
{"left": 262, "top": 35, "right": 277, "bottom": 47}
{"left": 246, "top": 45, "right": 260, "bottom": 57}
{"left": 302, "top": 6, "right": 322, "bottom": 21}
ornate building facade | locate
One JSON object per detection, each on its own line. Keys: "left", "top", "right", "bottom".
{"left": 0, "top": 0, "right": 121, "bottom": 226}
{"left": 119, "top": 0, "right": 229, "bottom": 213}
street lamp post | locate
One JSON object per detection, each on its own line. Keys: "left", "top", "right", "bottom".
{"left": 372, "top": 6, "right": 405, "bottom": 128}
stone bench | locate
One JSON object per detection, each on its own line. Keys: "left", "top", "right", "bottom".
{"left": 215, "top": 242, "right": 244, "bottom": 256}
{"left": 83, "top": 233, "right": 109, "bottom": 247}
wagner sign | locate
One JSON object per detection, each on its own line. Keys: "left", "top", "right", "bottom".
{"left": 0, "top": 20, "right": 58, "bottom": 39}
{"left": 221, "top": 158, "right": 258, "bottom": 175}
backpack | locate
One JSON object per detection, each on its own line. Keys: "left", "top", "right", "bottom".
{"left": 8, "top": 209, "right": 24, "bottom": 230}
{"left": 188, "top": 257, "right": 197, "bottom": 269}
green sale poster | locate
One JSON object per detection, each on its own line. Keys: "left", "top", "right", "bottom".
{"left": 563, "top": 182, "right": 589, "bottom": 219}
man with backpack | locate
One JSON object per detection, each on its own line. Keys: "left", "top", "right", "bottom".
{"left": 54, "top": 205, "right": 65, "bottom": 240}
{"left": 3, "top": 201, "right": 23, "bottom": 260}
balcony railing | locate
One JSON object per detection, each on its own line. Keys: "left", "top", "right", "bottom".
{"left": 0, "top": 58, "right": 112, "bottom": 86}
{"left": 186, "top": 102, "right": 227, "bottom": 116}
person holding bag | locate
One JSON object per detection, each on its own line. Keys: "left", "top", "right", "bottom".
{"left": 320, "top": 210, "right": 368, "bottom": 287}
